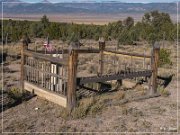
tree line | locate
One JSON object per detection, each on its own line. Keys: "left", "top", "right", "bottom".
{"left": 1, "top": 10, "right": 179, "bottom": 46}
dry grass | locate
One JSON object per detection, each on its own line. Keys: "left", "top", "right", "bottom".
{"left": 72, "top": 91, "right": 125, "bottom": 118}
{"left": 57, "top": 90, "right": 125, "bottom": 119}
{"left": 1, "top": 39, "right": 178, "bottom": 132}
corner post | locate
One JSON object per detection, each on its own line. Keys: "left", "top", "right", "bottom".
{"left": 98, "top": 37, "right": 105, "bottom": 75}
{"left": 67, "top": 49, "right": 78, "bottom": 110}
{"left": 150, "top": 42, "right": 160, "bottom": 95}
{"left": 21, "top": 39, "right": 28, "bottom": 93}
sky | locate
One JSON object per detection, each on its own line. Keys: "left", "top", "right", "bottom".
{"left": 20, "top": 0, "right": 179, "bottom": 3}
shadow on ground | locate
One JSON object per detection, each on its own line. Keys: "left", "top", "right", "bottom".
{"left": 157, "top": 74, "right": 174, "bottom": 88}
{"left": 0, "top": 91, "right": 35, "bottom": 113}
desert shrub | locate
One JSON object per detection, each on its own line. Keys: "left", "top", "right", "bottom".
{"left": 71, "top": 97, "right": 96, "bottom": 119}
{"left": 58, "top": 91, "right": 125, "bottom": 119}
{"left": 57, "top": 109, "right": 70, "bottom": 119}
{"left": 8, "top": 87, "right": 23, "bottom": 100}
{"left": 7, "top": 87, "right": 31, "bottom": 100}
{"left": 71, "top": 95, "right": 109, "bottom": 119}
{"left": 5, "top": 87, "right": 33, "bottom": 108}
{"left": 88, "top": 100, "right": 104, "bottom": 116}
{"left": 71, "top": 105, "right": 89, "bottom": 119}
{"left": 158, "top": 86, "right": 170, "bottom": 97}
{"left": 118, "top": 30, "right": 133, "bottom": 45}
{"left": 159, "top": 48, "right": 172, "bottom": 67}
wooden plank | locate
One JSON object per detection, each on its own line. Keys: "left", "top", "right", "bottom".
{"left": 24, "top": 50, "right": 67, "bottom": 66}
{"left": 21, "top": 40, "right": 28, "bottom": 92}
{"left": 29, "top": 48, "right": 99, "bottom": 54}
{"left": 97, "top": 39, "right": 105, "bottom": 90}
{"left": 51, "top": 63, "right": 55, "bottom": 91}
{"left": 58, "top": 61, "right": 63, "bottom": 93}
{"left": 21, "top": 44, "right": 24, "bottom": 91}
{"left": 67, "top": 49, "right": 78, "bottom": 110}
{"left": 32, "top": 59, "right": 35, "bottom": 83}
{"left": 98, "top": 39, "right": 105, "bottom": 75}
{"left": 150, "top": 43, "right": 160, "bottom": 94}
{"left": 26, "top": 57, "right": 29, "bottom": 82}
{"left": 24, "top": 81, "right": 67, "bottom": 107}
{"left": 45, "top": 62, "right": 47, "bottom": 89}
{"left": 37, "top": 59, "right": 39, "bottom": 84}
{"left": 78, "top": 70, "right": 152, "bottom": 85}
{"left": 42, "top": 62, "right": 45, "bottom": 87}
{"left": 76, "top": 49, "right": 99, "bottom": 54}
{"left": 47, "top": 62, "right": 51, "bottom": 89}
{"left": 143, "top": 49, "right": 146, "bottom": 68}
{"left": 104, "top": 50, "right": 151, "bottom": 59}
{"left": 32, "top": 49, "right": 69, "bottom": 54}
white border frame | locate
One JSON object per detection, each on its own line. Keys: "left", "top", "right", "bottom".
{"left": 1, "top": 1, "right": 179, "bottom": 134}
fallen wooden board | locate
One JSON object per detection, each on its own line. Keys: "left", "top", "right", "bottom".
{"left": 24, "top": 81, "right": 67, "bottom": 107}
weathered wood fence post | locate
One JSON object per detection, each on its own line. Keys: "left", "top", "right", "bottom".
{"left": 21, "top": 38, "right": 28, "bottom": 93}
{"left": 97, "top": 38, "right": 105, "bottom": 90}
{"left": 150, "top": 42, "right": 160, "bottom": 95}
{"left": 67, "top": 49, "right": 78, "bottom": 110}
{"left": 98, "top": 37, "right": 105, "bottom": 75}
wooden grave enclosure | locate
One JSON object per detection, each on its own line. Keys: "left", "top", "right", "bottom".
{"left": 21, "top": 39, "right": 160, "bottom": 110}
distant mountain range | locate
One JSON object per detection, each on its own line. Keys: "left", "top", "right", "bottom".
{"left": 1, "top": 0, "right": 178, "bottom": 14}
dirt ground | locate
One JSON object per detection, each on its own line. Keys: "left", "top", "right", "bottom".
{"left": 0, "top": 39, "right": 179, "bottom": 134}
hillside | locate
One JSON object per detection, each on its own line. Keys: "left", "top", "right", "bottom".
{"left": 1, "top": 1, "right": 178, "bottom": 14}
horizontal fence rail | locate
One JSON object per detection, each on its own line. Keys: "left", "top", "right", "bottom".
{"left": 24, "top": 50, "right": 67, "bottom": 66}
{"left": 32, "top": 48, "right": 100, "bottom": 54}
{"left": 104, "top": 49, "right": 151, "bottom": 59}
{"left": 78, "top": 70, "right": 152, "bottom": 85}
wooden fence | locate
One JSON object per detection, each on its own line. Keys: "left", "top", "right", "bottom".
{"left": 21, "top": 39, "right": 160, "bottom": 109}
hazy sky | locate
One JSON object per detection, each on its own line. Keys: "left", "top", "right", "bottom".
{"left": 20, "top": 0, "right": 179, "bottom": 3}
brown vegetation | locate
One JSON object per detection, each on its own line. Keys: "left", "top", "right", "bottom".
{"left": 0, "top": 39, "right": 178, "bottom": 133}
